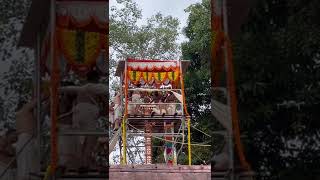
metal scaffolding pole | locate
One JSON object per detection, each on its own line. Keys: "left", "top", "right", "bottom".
{"left": 179, "top": 59, "right": 191, "bottom": 166}
{"left": 122, "top": 59, "right": 128, "bottom": 165}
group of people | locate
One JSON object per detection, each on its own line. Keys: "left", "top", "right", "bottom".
{"left": 128, "top": 90, "right": 181, "bottom": 117}
{"left": 109, "top": 79, "right": 183, "bottom": 131}
{"left": 57, "top": 70, "right": 107, "bottom": 172}
{"left": 0, "top": 70, "right": 107, "bottom": 180}
{"left": 128, "top": 78, "right": 176, "bottom": 90}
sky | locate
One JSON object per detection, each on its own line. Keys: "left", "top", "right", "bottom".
{"left": 133, "top": 0, "right": 201, "bottom": 43}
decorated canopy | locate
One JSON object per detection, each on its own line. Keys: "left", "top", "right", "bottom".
{"left": 127, "top": 59, "right": 179, "bottom": 72}
{"left": 56, "top": 0, "right": 108, "bottom": 33}
{"left": 51, "top": 0, "right": 107, "bottom": 76}
{"left": 115, "top": 59, "right": 190, "bottom": 85}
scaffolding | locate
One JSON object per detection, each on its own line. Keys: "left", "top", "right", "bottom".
{"left": 109, "top": 59, "right": 192, "bottom": 166}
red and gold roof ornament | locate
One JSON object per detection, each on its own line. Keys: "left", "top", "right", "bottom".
{"left": 56, "top": 0, "right": 108, "bottom": 33}
{"left": 127, "top": 59, "right": 179, "bottom": 72}
{"left": 126, "top": 59, "right": 180, "bottom": 85}
{"left": 54, "top": 0, "right": 107, "bottom": 76}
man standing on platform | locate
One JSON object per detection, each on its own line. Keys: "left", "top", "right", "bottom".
{"left": 0, "top": 131, "right": 17, "bottom": 180}
{"left": 15, "top": 99, "right": 39, "bottom": 180}
{"left": 59, "top": 70, "right": 107, "bottom": 171}
{"left": 113, "top": 92, "right": 121, "bottom": 130}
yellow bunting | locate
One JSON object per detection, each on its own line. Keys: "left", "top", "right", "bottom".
{"left": 84, "top": 31, "right": 101, "bottom": 65}
{"left": 142, "top": 71, "right": 153, "bottom": 82}
{"left": 128, "top": 71, "right": 142, "bottom": 84}
{"left": 59, "top": 29, "right": 77, "bottom": 61}
{"left": 168, "top": 70, "right": 179, "bottom": 81}
{"left": 154, "top": 72, "right": 167, "bottom": 83}
{"left": 57, "top": 28, "right": 102, "bottom": 69}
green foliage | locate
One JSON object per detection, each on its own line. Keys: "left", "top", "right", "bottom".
{"left": 110, "top": 3, "right": 179, "bottom": 60}
{"left": 233, "top": 0, "right": 320, "bottom": 178}
{"left": 109, "top": 0, "right": 181, "bottom": 164}
{"left": 0, "top": 0, "right": 32, "bottom": 128}
{"left": 182, "top": 0, "right": 211, "bottom": 70}
{"left": 109, "top": 0, "right": 180, "bottom": 94}
{"left": 181, "top": 0, "right": 213, "bottom": 165}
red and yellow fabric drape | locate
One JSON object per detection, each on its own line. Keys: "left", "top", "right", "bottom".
{"left": 126, "top": 60, "right": 180, "bottom": 84}
{"left": 40, "top": 0, "right": 108, "bottom": 76}
{"left": 56, "top": 0, "right": 107, "bottom": 33}
{"left": 56, "top": 28, "right": 106, "bottom": 75}
{"left": 127, "top": 70, "right": 180, "bottom": 84}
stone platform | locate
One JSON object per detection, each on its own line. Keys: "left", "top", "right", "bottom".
{"left": 109, "top": 164, "right": 211, "bottom": 180}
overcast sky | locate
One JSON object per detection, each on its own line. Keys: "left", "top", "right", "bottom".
{"left": 132, "top": 0, "right": 201, "bottom": 43}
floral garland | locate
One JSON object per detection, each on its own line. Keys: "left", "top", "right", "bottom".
{"left": 127, "top": 70, "right": 180, "bottom": 85}
{"left": 56, "top": 28, "right": 105, "bottom": 75}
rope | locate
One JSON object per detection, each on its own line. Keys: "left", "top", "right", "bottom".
{"left": 127, "top": 123, "right": 211, "bottom": 147}
{"left": 43, "top": 165, "right": 52, "bottom": 180}
{"left": 0, "top": 135, "right": 35, "bottom": 178}
{"left": 192, "top": 151, "right": 207, "bottom": 165}
{"left": 191, "top": 125, "right": 211, "bottom": 138}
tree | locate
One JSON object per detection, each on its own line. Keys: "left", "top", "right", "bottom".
{"left": 0, "top": 0, "right": 33, "bottom": 128}
{"left": 233, "top": 0, "right": 320, "bottom": 179}
{"left": 109, "top": 0, "right": 180, "bottom": 94}
{"left": 181, "top": 0, "right": 214, "bottom": 165}
{"left": 109, "top": 0, "right": 181, "bottom": 164}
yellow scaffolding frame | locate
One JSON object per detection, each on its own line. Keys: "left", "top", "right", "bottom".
{"left": 120, "top": 59, "right": 192, "bottom": 166}
{"left": 179, "top": 60, "right": 192, "bottom": 166}
{"left": 121, "top": 59, "right": 129, "bottom": 165}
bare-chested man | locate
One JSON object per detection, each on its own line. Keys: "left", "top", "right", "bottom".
{"left": 58, "top": 89, "right": 81, "bottom": 172}
{"left": 113, "top": 92, "right": 122, "bottom": 130}
{"left": 0, "top": 131, "right": 17, "bottom": 180}
{"left": 59, "top": 70, "right": 107, "bottom": 170}
{"left": 15, "top": 99, "right": 39, "bottom": 180}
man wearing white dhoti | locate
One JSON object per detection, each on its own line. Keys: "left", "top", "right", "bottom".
{"left": 131, "top": 91, "right": 142, "bottom": 116}
{"left": 57, "top": 91, "right": 80, "bottom": 172}
{"left": 113, "top": 92, "right": 121, "bottom": 130}
{"left": 212, "top": 141, "right": 229, "bottom": 170}
{"left": 0, "top": 133, "right": 16, "bottom": 180}
{"left": 59, "top": 70, "right": 107, "bottom": 170}
{"left": 16, "top": 99, "right": 39, "bottom": 180}
{"left": 109, "top": 102, "right": 115, "bottom": 129}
